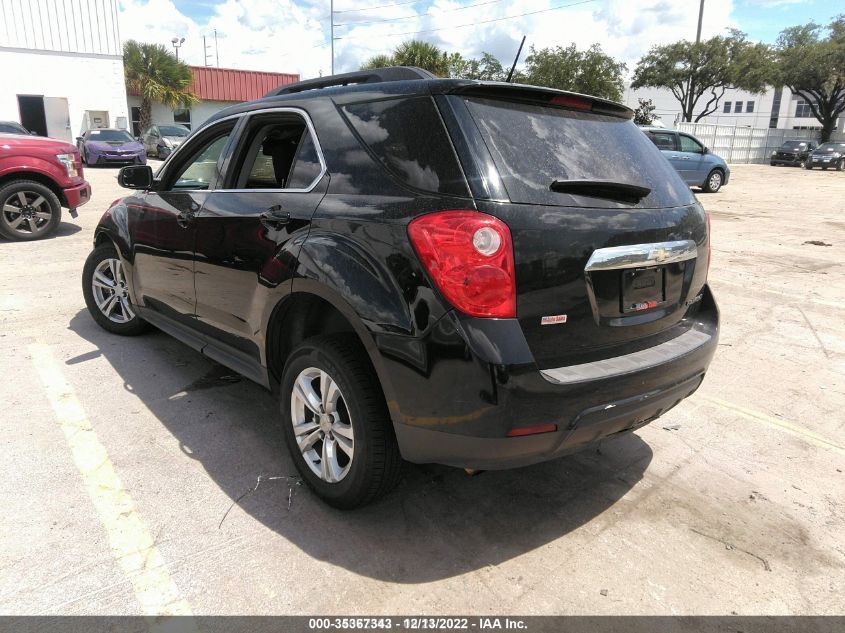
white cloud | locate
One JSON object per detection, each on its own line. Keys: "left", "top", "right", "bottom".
{"left": 119, "top": 0, "right": 740, "bottom": 80}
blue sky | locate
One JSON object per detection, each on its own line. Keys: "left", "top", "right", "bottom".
{"left": 117, "top": 0, "right": 843, "bottom": 79}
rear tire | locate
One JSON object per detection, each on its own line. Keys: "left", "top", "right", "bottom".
{"left": 82, "top": 243, "right": 151, "bottom": 335}
{"left": 701, "top": 168, "right": 723, "bottom": 193}
{"left": 806, "top": 162, "right": 813, "bottom": 170}
{"left": 280, "top": 333, "right": 402, "bottom": 509}
{"left": 0, "top": 180, "right": 62, "bottom": 241}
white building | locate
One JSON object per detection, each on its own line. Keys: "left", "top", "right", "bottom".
{"left": 0, "top": 0, "right": 129, "bottom": 142}
{"left": 623, "top": 84, "right": 843, "bottom": 133}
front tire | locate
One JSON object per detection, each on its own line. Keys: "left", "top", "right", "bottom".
{"left": 837, "top": 160, "right": 844, "bottom": 172}
{"left": 806, "top": 161, "right": 813, "bottom": 170}
{"left": 280, "top": 334, "right": 401, "bottom": 509}
{"left": 0, "top": 180, "right": 62, "bottom": 241}
{"left": 82, "top": 243, "right": 151, "bottom": 335}
{"left": 701, "top": 168, "right": 723, "bottom": 193}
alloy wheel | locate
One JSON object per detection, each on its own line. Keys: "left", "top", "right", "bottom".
{"left": 91, "top": 258, "right": 136, "bottom": 324}
{"left": 290, "top": 367, "right": 355, "bottom": 483}
{"left": 1, "top": 191, "right": 53, "bottom": 236}
{"left": 708, "top": 172, "right": 722, "bottom": 190}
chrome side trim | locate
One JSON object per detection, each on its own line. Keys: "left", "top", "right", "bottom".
{"left": 584, "top": 240, "right": 697, "bottom": 272}
{"left": 540, "top": 328, "right": 711, "bottom": 385}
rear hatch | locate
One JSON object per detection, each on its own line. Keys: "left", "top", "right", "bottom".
{"left": 440, "top": 88, "right": 710, "bottom": 369}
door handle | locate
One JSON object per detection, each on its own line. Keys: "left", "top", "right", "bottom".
{"left": 260, "top": 205, "right": 291, "bottom": 229}
{"left": 176, "top": 209, "right": 195, "bottom": 228}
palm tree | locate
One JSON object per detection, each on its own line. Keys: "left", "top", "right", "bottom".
{"left": 359, "top": 40, "right": 450, "bottom": 77}
{"left": 393, "top": 40, "right": 450, "bottom": 76}
{"left": 123, "top": 40, "right": 198, "bottom": 134}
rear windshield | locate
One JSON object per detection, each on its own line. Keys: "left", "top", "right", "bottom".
{"left": 463, "top": 97, "right": 694, "bottom": 209}
{"left": 341, "top": 97, "right": 468, "bottom": 197}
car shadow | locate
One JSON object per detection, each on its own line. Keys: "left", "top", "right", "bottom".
{"left": 0, "top": 221, "right": 81, "bottom": 241}
{"left": 68, "top": 309, "right": 653, "bottom": 584}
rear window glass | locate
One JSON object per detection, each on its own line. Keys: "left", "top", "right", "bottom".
{"left": 341, "top": 97, "right": 468, "bottom": 197}
{"left": 463, "top": 97, "right": 694, "bottom": 209}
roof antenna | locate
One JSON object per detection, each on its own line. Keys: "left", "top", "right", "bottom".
{"left": 506, "top": 35, "right": 526, "bottom": 83}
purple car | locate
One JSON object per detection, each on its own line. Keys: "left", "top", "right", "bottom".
{"left": 76, "top": 129, "right": 146, "bottom": 166}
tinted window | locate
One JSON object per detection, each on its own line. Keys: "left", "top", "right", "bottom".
{"left": 231, "top": 116, "right": 322, "bottom": 190}
{"left": 341, "top": 97, "right": 468, "bottom": 196}
{"left": 679, "top": 135, "right": 703, "bottom": 153}
{"left": 817, "top": 143, "right": 845, "bottom": 152}
{"left": 463, "top": 97, "right": 693, "bottom": 209}
{"left": 648, "top": 131, "right": 676, "bottom": 150}
{"left": 287, "top": 132, "right": 323, "bottom": 189}
{"left": 87, "top": 129, "right": 134, "bottom": 142}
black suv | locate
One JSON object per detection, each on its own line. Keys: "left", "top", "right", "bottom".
{"left": 83, "top": 67, "right": 718, "bottom": 508}
{"left": 770, "top": 139, "right": 816, "bottom": 167}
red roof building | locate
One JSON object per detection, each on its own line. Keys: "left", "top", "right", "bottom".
{"left": 187, "top": 66, "right": 300, "bottom": 102}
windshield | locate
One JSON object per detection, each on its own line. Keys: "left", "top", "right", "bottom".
{"left": 159, "top": 126, "right": 189, "bottom": 137}
{"left": 781, "top": 141, "right": 806, "bottom": 149}
{"left": 817, "top": 143, "right": 845, "bottom": 152}
{"left": 462, "top": 96, "right": 694, "bottom": 209}
{"left": 0, "top": 122, "right": 29, "bottom": 134}
{"left": 87, "top": 129, "right": 134, "bottom": 142}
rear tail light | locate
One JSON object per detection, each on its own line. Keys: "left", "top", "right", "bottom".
{"left": 407, "top": 210, "right": 516, "bottom": 318}
{"left": 705, "top": 210, "right": 712, "bottom": 278}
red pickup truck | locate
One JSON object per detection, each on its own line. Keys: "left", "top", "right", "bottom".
{"left": 0, "top": 133, "right": 91, "bottom": 241}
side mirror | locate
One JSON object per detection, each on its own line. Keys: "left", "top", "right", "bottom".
{"left": 702, "top": 146, "right": 709, "bottom": 154}
{"left": 31, "top": 131, "right": 39, "bottom": 136}
{"left": 76, "top": 136, "right": 83, "bottom": 142}
{"left": 118, "top": 165, "right": 153, "bottom": 190}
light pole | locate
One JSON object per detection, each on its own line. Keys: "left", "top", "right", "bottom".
{"left": 171, "top": 37, "right": 185, "bottom": 61}
{"left": 330, "top": 0, "right": 334, "bottom": 75}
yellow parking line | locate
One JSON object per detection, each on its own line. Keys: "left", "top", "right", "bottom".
{"left": 28, "top": 343, "right": 194, "bottom": 618}
{"left": 696, "top": 394, "right": 845, "bottom": 456}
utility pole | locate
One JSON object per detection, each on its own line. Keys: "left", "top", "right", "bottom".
{"left": 214, "top": 29, "right": 219, "bottom": 67}
{"left": 203, "top": 35, "right": 209, "bottom": 66}
{"left": 330, "top": 0, "right": 334, "bottom": 75}
{"left": 685, "top": 0, "right": 705, "bottom": 122}
{"left": 696, "top": 0, "right": 705, "bottom": 43}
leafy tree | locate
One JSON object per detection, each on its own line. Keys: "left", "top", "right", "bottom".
{"left": 632, "top": 31, "right": 773, "bottom": 122}
{"left": 123, "top": 40, "right": 197, "bottom": 134}
{"left": 522, "top": 44, "right": 627, "bottom": 102}
{"left": 633, "top": 98, "right": 657, "bottom": 126}
{"left": 452, "top": 52, "right": 506, "bottom": 81}
{"left": 776, "top": 15, "right": 845, "bottom": 142}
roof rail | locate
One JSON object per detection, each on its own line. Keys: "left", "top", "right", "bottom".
{"left": 264, "top": 66, "right": 436, "bottom": 97}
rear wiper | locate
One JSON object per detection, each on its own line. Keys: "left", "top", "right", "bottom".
{"left": 550, "top": 179, "right": 651, "bottom": 204}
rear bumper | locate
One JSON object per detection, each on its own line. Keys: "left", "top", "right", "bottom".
{"left": 385, "top": 285, "right": 719, "bottom": 469}
{"left": 62, "top": 181, "right": 91, "bottom": 210}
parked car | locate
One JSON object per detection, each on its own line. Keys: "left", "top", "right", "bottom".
{"left": 0, "top": 133, "right": 90, "bottom": 240}
{"left": 642, "top": 127, "right": 730, "bottom": 192}
{"left": 83, "top": 68, "right": 718, "bottom": 508}
{"left": 806, "top": 142, "right": 845, "bottom": 171}
{"left": 770, "top": 139, "right": 816, "bottom": 167}
{"left": 0, "top": 121, "right": 35, "bottom": 135}
{"left": 77, "top": 129, "right": 146, "bottom": 166}
{"left": 140, "top": 124, "right": 191, "bottom": 160}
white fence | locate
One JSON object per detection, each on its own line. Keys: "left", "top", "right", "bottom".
{"left": 675, "top": 122, "right": 845, "bottom": 164}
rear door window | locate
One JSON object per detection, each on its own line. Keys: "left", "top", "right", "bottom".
{"left": 341, "top": 97, "right": 468, "bottom": 197}
{"left": 648, "top": 131, "right": 677, "bottom": 151}
{"left": 462, "top": 96, "right": 694, "bottom": 209}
